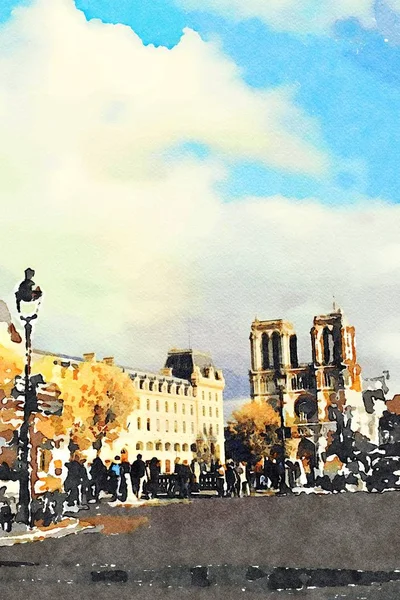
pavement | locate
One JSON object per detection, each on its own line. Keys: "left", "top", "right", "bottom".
{"left": 0, "top": 491, "right": 398, "bottom": 598}
{"left": 0, "top": 517, "right": 94, "bottom": 546}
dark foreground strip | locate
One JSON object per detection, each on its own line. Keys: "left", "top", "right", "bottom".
{"left": 268, "top": 568, "right": 400, "bottom": 590}
{"left": 2, "top": 563, "right": 400, "bottom": 591}
{"left": 91, "top": 570, "right": 128, "bottom": 583}
{"left": 191, "top": 566, "right": 210, "bottom": 587}
{"left": 0, "top": 561, "right": 39, "bottom": 567}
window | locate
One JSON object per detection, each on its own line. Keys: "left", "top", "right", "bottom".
{"left": 209, "top": 425, "right": 213, "bottom": 435}
{"left": 216, "top": 424, "right": 219, "bottom": 435}
{"left": 156, "top": 442, "right": 162, "bottom": 451}
{"left": 215, "top": 393, "right": 218, "bottom": 401}
{"left": 136, "top": 441, "right": 143, "bottom": 450}
{"left": 139, "top": 380, "right": 144, "bottom": 390}
{"left": 202, "top": 406, "right": 205, "bottom": 417}
{"left": 165, "top": 442, "right": 171, "bottom": 451}
{"left": 146, "top": 399, "right": 150, "bottom": 411}
{"left": 156, "top": 399, "right": 159, "bottom": 412}
{"left": 191, "top": 422, "right": 194, "bottom": 434}
{"left": 165, "top": 401, "right": 169, "bottom": 412}
{"left": 209, "top": 392, "right": 211, "bottom": 401}
{"left": 182, "top": 404, "right": 186, "bottom": 415}
{"left": 203, "top": 424, "right": 207, "bottom": 435}
{"left": 174, "top": 443, "right": 180, "bottom": 452}
{"left": 190, "top": 405, "right": 194, "bottom": 416}
{"left": 146, "top": 418, "right": 150, "bottom": 431}
{"left": 202, "top": 391, "right": 205, "bottom": 401}
{"left": 174, "top": 402, "right": 177, "bottom": 414}
{"left": 216, "top": 408, "right": 219, "bottom": 418}
{"left": 137, "top": 417, "right": 141, "bottom": 430}
{"left": 174, "top": 421, "right": 178, "bottom": 433}
{"left": 182, "top": 443, "right": 189, "bottom": 452}
{"left": 209, "top": 407, "right": 212, "bottom": 417}
{"left": 146, "top": 441, "right": 153, "bottom": 451}
{"left": 183, "top": 422, "right": 186, "bottom": 433}
{"left": 156, "top": 419, "right": 160, "bottom": 431}
{"left": 166, "top": 420, "right": 169, "bottom": 432}
{"left": 136, "top": 398, "right": 141, "bottom": 410}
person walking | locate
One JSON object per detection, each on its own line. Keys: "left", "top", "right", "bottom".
{"left": 130, "top": 454, "right": 146, "bottom": 499}
{"left": 225, "top": 461, "right": 238, "bottom": 497}
{"left": 108, "top": 456, "right": 127, "bottom": 502}
{"left": 179, "top": 460, "right": 193, "bottom": 499}
{"left": 148, "top": 457, "right": 160, "bottom": 499}
{"left": 238, "top": 461, "right": 250, "bottom": 497}
{"left": 89, "top": 455, "right": 107, "bottom": 503}
{"left": 216, "top": 463, "right": 225, "bottom": 497}
{"left": 64, "top": 454, "right": 84, "bottom": 508}
{"left": 174, "top": 457, "right": 182, "bottom": 498}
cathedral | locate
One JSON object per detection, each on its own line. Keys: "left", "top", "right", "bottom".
{"left": 249, "top": 307, "right": 378, "bottom": 467}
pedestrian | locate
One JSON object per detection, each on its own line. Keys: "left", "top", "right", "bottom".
{"left": 216, "top": 464, "right": 225, "bottom": 497}
{"left": 225, "top": 461, "right": 238, "bottom": 497}
{"left": 191, "top": 458, "right": 201, "bottom": 483}
{"left": 108, "top": 455, "right": 127, "bottom": 502}
{"left": 130, "top": 454, "right": 146, "bottom": 499}
{"left": 174, "top": 457, "right": 182, "bottom": 497}
{"left": 240, "top": 461, "right": 250, "bottom": 497}
{"left": 89, "top": 455, "right": 107, "bottom": 502}
{"left": 64, "top": 454, "right": 84, "bottom": 508}
{"left": 234, "top": 462, "right": 243, "bottom": 497}
{"left": 179, "top": 460, "right": 193, "bottom": 499}
{"left": 148, "top": 457, "right": 160, "bottom": 499}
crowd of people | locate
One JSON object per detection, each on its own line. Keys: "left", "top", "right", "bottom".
{"left": 61, "top": 453, "right": 257, "bottom": 508}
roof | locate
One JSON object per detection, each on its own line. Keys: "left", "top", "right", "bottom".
{"left": 165, "top": 349, "right": 216, "bottom": 380}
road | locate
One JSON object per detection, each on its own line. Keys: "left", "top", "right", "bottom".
{"left": 0, "top": 491, "right": 399, "bottom": 599}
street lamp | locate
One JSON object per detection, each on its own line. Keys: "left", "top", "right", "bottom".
{"left": 274, "top": 370, "right": 289, "bottom": 495}
{"left": 15, "top": 268, "right": 43, "bottom": 525}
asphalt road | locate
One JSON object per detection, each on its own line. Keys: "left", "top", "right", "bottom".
{"left": 0, "top": 492, "right": 399, "bottom": 599}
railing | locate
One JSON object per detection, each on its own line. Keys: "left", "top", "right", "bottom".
{"left": 148, "top": 473, "right": 217, "bottom": 496}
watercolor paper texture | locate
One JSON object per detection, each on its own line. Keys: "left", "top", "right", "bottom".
{"left": 0, "top": 1, "right": 400, "bottom": 598}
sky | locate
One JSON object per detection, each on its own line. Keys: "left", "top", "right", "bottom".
{"left": 1, "top": 0, "right": 400, "bottom": 416}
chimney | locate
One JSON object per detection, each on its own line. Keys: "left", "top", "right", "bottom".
{"left": 83, "top": 352, "right": 96, "bottom": 362}
{"left": 103, "top": 356, "right": 115, "bottom": 366}
{"left": 160, "top": 367, "right": 173, "bottom": 377}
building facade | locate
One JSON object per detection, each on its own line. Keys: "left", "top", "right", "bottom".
{"left": 249, "top": 307, "right": 376, "bottom": 467}
{"left": 32, "top": 347, "right": 225, "bottom": 476}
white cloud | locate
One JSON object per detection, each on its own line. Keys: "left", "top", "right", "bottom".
{"left": 0, "top": 0, "right": 400, "bottom": 403}
{"left": 176, "top": 0, "right": 377, "bottom": 34}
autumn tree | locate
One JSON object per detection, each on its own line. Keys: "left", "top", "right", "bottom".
{"left": 225, "top": 400, "right": 280, "bottom": 463}
{"left": 0, "top": 343, "right": 23, "bottom": 467}
{"left": 32, "top": 356, "right": 137, "bottom": 457}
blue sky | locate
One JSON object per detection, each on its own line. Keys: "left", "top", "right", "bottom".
{"left": 2, "top": 0, "right": 400, "bottom": 205}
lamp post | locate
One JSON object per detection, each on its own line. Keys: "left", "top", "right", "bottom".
{"left": 274, "top": 370, "right": 289, "bottom": 495}
{"left": 15, "top": 268, "right": 43, "bottom": 525}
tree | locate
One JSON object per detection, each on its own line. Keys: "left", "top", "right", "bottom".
{"left": 32, "top": 356, "right": 137, "bottom": 457}
{"left": 226, "top": 400, "right": 280, "bottom": 463}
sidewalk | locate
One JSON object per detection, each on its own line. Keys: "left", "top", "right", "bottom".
{"left": 0, "top": 517, "right": 95, "bottom": 546}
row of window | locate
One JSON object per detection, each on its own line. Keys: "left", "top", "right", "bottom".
{"left": 202, "top": 406, "right": 219, "bottom": 418}
{"left": 137, "top": 379, "right": 192, "bottom": 396}
{"left": 136, "top": 399, "right": 220, "bottom": 418}
{"left": 136, "top": 441, "right": 191, "bottom": 452}
{"left": 201, "top": 391, "right": 219, "bottom": 401}
{"left": 136, "top": 417, "right": 220, "bottom": 436}
{"left": 137, "top": 399, "right": 195, "bottom": 415}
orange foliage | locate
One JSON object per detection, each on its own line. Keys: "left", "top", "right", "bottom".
{"left": 32, "top": 356, "right": 137, "bottom": 455}
{"left": 229, "top": 400, "right": 280, "bottom": 459}
{"left": 0, "top": 344, "right": 23, "bottom": 396}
